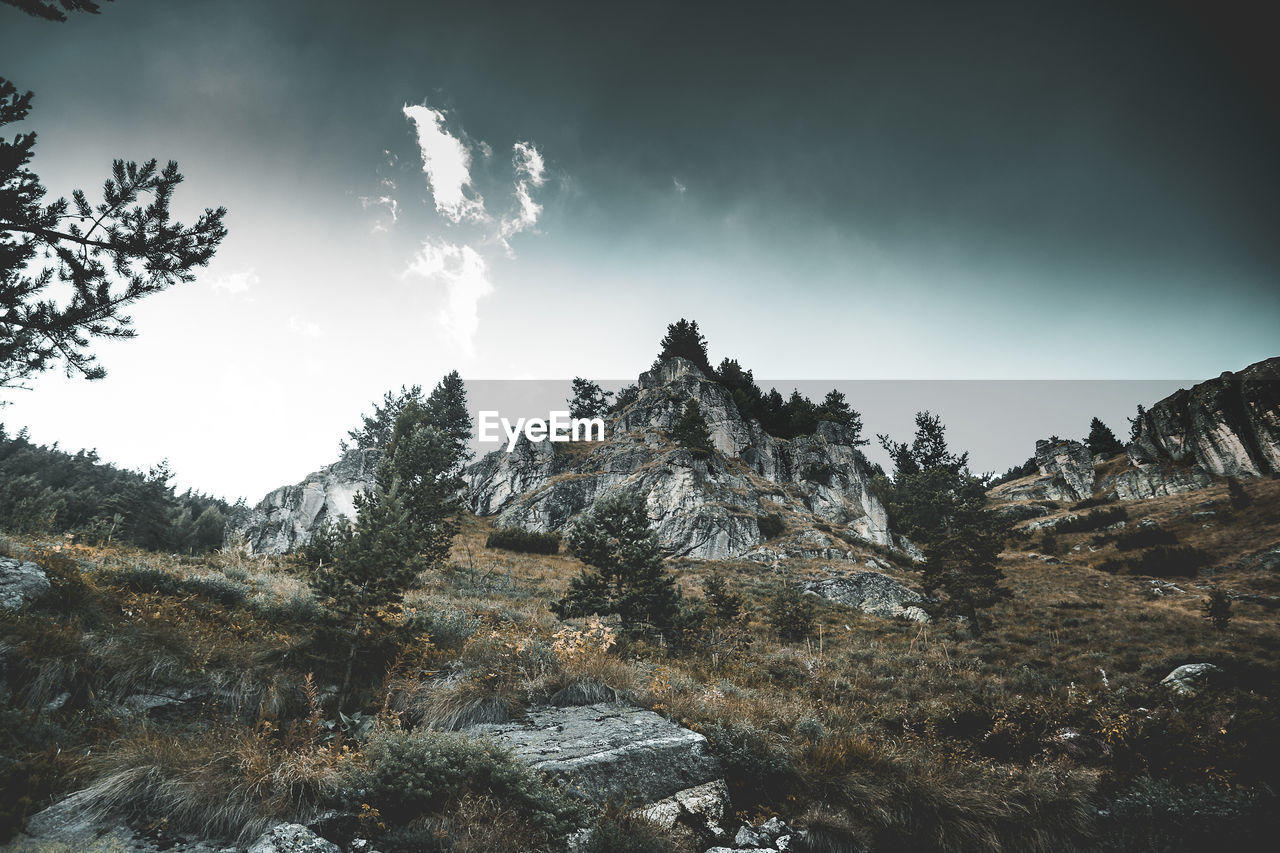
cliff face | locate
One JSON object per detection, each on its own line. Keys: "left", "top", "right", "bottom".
{"left": 1128, "top": 357, "right": 1280, "bottom": 478}
{"left": 991, "top": 357, "right": 1279, "bottom": 508}
{"left": 229, "top": 448, "right": 379, "bottom": 555}
{"left": 465, "top": 358, "right": 892, "bottom": 560}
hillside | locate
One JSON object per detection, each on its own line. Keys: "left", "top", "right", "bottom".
{"left": 2, "top": 356, "right": 1279, "bottom": 852}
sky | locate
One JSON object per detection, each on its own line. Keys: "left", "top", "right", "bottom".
{"left": 2, "top": 0, "right": 1278, "bottom": 501}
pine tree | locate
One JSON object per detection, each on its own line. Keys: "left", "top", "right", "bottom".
{"left": 877, "top": 411, "right": 1011, "bottom": 634}
{"left": 655, "top": 318, "right": 713, "bottom": 376}
{"left": 766, "top": 573, "right": 815, "bottom": 642}
{"left": 1128, "top": 404, "right": 1147, "bottom": 443}
{"left": 669, "top": 400, "right": 715, "bottom": 458}
{"left": 552, "top": 491, "right": 682, "bottom": 635}
{"left": 1086, "top": 417, "right": 1124, "bottom": 458}
{"left": 815, "top": 389, "right": 868, "bottom": 445}
{"left": 1, "top": 71, "right": 227, "bottom": 389}
{"left": 311, "top": 378, "right": 471, "bottom": 703}
{"left": 567, "top": 377, "right": 614, "bottom": 420}
{"left": 345, "top": 385, "right": 424, "bottom": 451}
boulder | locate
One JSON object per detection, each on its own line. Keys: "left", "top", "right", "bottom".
{"left": 464, "top": 702, "right": 723, "bottom": 806}
{"left": 1159, "top": 663, "right": 1222, "bottom": 697}
{"left": 0, "top": 557, "right": 50, "bottom": 610}
{"left": 247, "top": 823, "right": 341, "bottom": 853}
{"left": 802, "top": 571, "right": 929, "bottom": 622}
{"left": 1128, "top": 357, "right": 1280, "bottom": 478}
{"left": 465, "top": 357, "right": 892, "bottom": 560}
{"left": 230, "top": 448, "right": 379, "bottom": 555}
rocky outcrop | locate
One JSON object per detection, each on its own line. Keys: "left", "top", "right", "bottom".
{"left": 990, "top": 439, "right": 1096, "bottom": 504}
{"left": 466, "top": 358, "right": 892, "bottom": 560}
{"left": 801, "top": 571, "right": 929, "bottom": 622}
{"left": 230, "top": 448, "right": 379, "bottom": 555}
{"left": 465, "top": 701, "right": 724, "bottom": 806}
{"left": 1099, "top": 463, "right": 1215, "bottom": 500}
{"left": 0, "top": 557, "right": 49, "bottom": 610}
{"left": 1129, "top": 357, "right": 1280, "bottom": 478}
{"left": 1035, "top": 439, "right": 1096, "bottom": 502}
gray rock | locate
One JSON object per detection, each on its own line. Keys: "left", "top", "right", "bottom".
{"left": 247, "top": 823, "right": 340, "bottom": 853}
{"left": 1160, "top": 663, "right": 1222, "bottom": 697}
{"left": 464, "top": 357, "right": 892, "bottom": 561}
{"left": 735, "top": 824, "right": 769, "bottom": 847}
{"left": 1128, "top": 357, "right": 1280, "bottom": 478}
{"left": 464, "top": 702, "right": 722, "bottom": 805}
{"left": 0, "top": 557, "right": 50, "bottom": 610}
{"left": 1024, "top": 514, "right": 1078, "bottom": 532}
{"left": 993, "top": 503, "right": 1051, "bottom": 521}
{"left": 230, "top": 448, "right": 379, "bottom": 555}
{"left": 802, "top": 571, "right": 929, "bottom": 622}
{"left": 1035, "top": 438, "right": 1096, "bottom": 503}
{"left": 1100, "top": 463, "right": 1216, "bottom": 501}
{"left": 13, "top": 793, "right": 239, "bottom": 852}
{"left": 639, "top": 779, "right": 728, "bottom": 837}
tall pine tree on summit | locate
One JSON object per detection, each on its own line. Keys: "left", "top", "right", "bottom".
{"left": 655, "top": 318, "right": 714, "bottom": 376}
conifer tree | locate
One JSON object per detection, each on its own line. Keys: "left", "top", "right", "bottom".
{"left": 877, "top": 411, "right": 1011, "bottom": 635}
{"left": 1128, "top": 404, "right": 1147, "bottom": 442}
{"left": 1085, "top": 417, "right": 1124, "bottom": 458}
{"left": 669, "top": 399, "right": 715, "bottom": 458}
{"left": 655, "top": 318, "right": 713, "bottom": 376}
{"left": 815, "top": 389, "right": 868, "bottom": 445}
{"left": 567, "top": 377, "right": 614, "bottom": 420}
{"left": 1, "top": 65, "right": 227, "bottom": 389}
{"left": 552, "top": 491, "right": 682, "bottom": 636}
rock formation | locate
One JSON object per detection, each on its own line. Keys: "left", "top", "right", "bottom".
{"left": 466, "top": 357, "right": 892, "bottom": 560}
{"left": 229, "top": 448, "right": 379, "bottom": 555}
{"left": 464, "top": 701, "right": 724, "bottom": 806}
{"left": 1128, "top": 357, "right": 1280, "bottom": 478}
{"left": 801, "top": 570, "right": 929, "bottom": 622}
{"left": 1034, "top": 439, "right": 1096, "bottom": 502}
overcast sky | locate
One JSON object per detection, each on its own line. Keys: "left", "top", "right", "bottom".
{"left": 2, "top": 0, "right": 1278, "bottom": 500}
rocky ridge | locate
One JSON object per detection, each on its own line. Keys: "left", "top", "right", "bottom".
{"left": 465, "top": 357, "right": 893, "bottom": 560}
{"left": 229, "top": 449, "right": 379, "bottom": 556}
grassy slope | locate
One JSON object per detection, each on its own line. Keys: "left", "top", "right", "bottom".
{"left": 1, "top": 474, "right": 1278, "bottom": 851}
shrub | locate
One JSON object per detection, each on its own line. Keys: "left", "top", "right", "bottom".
{"left": 1097, "top": 777, "right": 1279, "bottom": 853}
{"left": 1115, "top": 526, "right": 1178, "bottom": 551}
{"left": 1204, "top": 588, "right": 1232, "bottom": 630}
{"left": 703, "top": 720, "right": 797, "bottom": 811}
{"left": 580, "top": 799, "right": 683, "bottom": 853}
{"left": 1128, "top": 546, "right": 1209, "bottom": 578}
{"left": 485, "top": 527, "right": 561, "bottom": 555}
{"left": 757, "top": 512, "right": 786, "bottom": 540}
{"left": 406, "top": 606, "right": 481, "bottom": 651}
{"left": 1227, "top": 478, "right": 1253, "bottom": 510}
{"left": 767, "top": 580, "right": 815, "bottom": 642}
{"left": 1055, "top": 506, "right": 1127, "bottom": 533}
{"left": 341, "top": 729, "right": 583, "bottom": 847}
{"left": 1097, "top": 558, "right": 1126, "bottom": 574}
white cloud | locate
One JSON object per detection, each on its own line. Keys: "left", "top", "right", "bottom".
{"left": 499, "top": 142, "right": 547, "bottom": 250}
{"left": 404, "top": 240, "right": 493, "bottom": 353}
{"left": 673, "top": 178, "right": 686, "bottom": 194}
{"left": 209, "top": 268, "right": 259, "bottom": 295}
{"left": 288, "top": 315, "right": 324, "bottom": 338}
{"left": 402, "top": 103, "right": 487, "bottom": 224}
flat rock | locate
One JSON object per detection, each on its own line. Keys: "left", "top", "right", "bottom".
{"left": 464, "top": 701, "right": 722, "bottom": 805}
{"left": 802, "top": 571, "right": 929, "bottom": 622}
